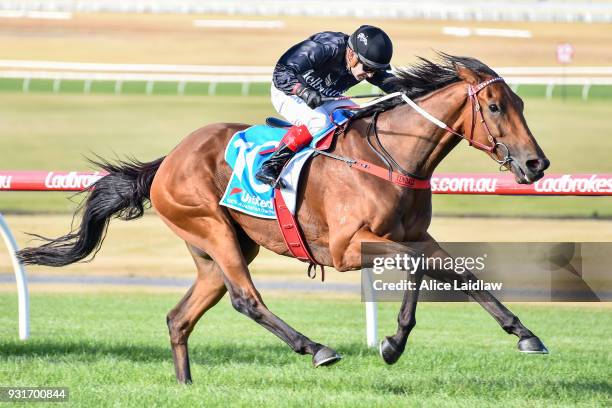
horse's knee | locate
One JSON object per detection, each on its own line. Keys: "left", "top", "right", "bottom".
{"left": 230, "top": 293, "right": 263, "bottom": 320}
{"left": 166, "top": 313, "right": 191, "bottom": 345}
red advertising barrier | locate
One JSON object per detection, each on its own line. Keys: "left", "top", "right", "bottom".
{"left": 0, "top": 171, "right": 105, "bottom": 191}
{"left": 430, "top": 173, "right": 612, "bottom": 196}
{"left": 0, "top": 171, "right": 611, "bottom": 196}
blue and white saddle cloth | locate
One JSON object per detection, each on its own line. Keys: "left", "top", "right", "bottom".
{"left": 220, "top": 110, "right": 352, "bottom": 219}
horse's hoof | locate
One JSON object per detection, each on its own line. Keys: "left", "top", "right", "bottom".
{"left": 312, "top": 346, "right": 342, "bottom": 367}
{"left": 518, "top": 336, "right": 549, "bottom": 354}
{"left": 379, "top": 336, "right": 403, "bottom": 365}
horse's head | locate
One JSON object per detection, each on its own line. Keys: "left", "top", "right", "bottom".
{"left": 456, "top": 65, "right": 550, "bottom": 183}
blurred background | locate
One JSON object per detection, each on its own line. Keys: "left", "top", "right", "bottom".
{"left": 1, "top": 3, "right": 611, "bottom": 405}
{"left": 1, "top": 0, "right": 611, "bottom": 281}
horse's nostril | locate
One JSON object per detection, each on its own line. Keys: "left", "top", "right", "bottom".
{"left": 526, "top": 158, "right": 548, "bottom": 173}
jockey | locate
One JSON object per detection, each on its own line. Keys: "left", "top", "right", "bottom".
{"left": 255, "top": 25, "right": 401, "bottom": 186}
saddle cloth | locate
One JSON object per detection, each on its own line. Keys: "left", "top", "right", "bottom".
{"left": 220, "top": 109, "right": 352, "bottom": 218}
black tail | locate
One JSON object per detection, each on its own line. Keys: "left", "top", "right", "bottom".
{"left": 17, "top": 156, "right": 165, "bottom": 267}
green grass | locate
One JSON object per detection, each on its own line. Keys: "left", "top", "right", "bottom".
{"left": 0, "top": 293, "right": 610, "bottom": 407}
{"left": 0, "top": 93, "right": 611, "bottom": 216}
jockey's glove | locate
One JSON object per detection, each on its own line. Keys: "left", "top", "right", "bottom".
{"left": 294, "top": 85, "right": 323, "bottom": 109}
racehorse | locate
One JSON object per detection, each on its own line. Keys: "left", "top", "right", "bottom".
{"left": 18, "top": 54, "right": 550, "bottom": 384}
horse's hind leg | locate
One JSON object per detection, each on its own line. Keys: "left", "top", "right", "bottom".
{"left": 202, "top": 221, "right": 339, "bottom": 367}
{"left": 166, "top": 244, "right": 227, "bottom": 384}
{"left": 160, "top": 206, "right": 339, "bottom": 369}
{"left": 422, "top": 234, "right": 548, "bottom": 354}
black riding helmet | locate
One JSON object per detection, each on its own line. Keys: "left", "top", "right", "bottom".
{"left": 347, "top": 25, "right": 393, "bottom": 71}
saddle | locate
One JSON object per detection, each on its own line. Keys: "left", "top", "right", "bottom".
{"left": 219, "top": 110, "right": 354, "bottom": 279}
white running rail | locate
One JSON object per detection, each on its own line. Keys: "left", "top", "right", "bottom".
{"left": 0, "top": 213, "right": 29, "bottom": 340}
{"left": 1, "top": 61, "right": 611, "bottom": 99}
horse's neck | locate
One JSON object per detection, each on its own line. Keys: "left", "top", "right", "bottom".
{"left": 371, "top": 83, "right": 468, "bottom": 178}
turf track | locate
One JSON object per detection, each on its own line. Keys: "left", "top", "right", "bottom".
{"left": 0, "top": 293, "right": 610, "bottom": 407}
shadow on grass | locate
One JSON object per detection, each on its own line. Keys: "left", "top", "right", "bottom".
{"left": 2, "top": 339, "right": 609, "bottom": 400}
{"left": 0, "top": 339, "right": 371, "bottom": 366}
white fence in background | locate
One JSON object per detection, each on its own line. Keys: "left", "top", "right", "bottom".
{"left": 1, "top": 61, "right": 611, "bottom": 99}
{"left": 0, "top": 9, "right": 71, "bottom": 19}
{"left": 4, "top": 60, "right": 612, "bottom": 76}
{"left": 1, "top": 1, "right": 611, "bottom": 23}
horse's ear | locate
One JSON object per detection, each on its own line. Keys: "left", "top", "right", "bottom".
{"left": 454, "top": 63, "right": 479, "bottom": 85}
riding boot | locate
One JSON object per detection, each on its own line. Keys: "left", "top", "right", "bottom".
{"left": 255, "top": 142, "right": 297, "bottom": 186}
{"left": 256, "top": 124, "right": 313, "bottom": 187}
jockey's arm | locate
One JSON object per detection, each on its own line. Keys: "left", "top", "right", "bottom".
{"left": 272, "top": 39, "right": 339, "bottom": 96}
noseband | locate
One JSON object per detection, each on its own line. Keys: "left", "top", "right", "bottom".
{"left": 400, "top": 76, "right": 512, "bottom": 170}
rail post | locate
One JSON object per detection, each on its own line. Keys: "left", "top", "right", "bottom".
{"left": 0, "top": 213, "right": 29, "bottom": 340}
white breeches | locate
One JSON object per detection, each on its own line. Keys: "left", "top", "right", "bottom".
{"left": 270, "top": 85, "right": 354, "bottom": 136}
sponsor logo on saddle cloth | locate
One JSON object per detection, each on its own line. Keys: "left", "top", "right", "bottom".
{"left": 220, "top": 110, "right": 352, "bottom": 218}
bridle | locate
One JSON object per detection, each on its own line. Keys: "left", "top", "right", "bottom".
{"left": 298, "top": 77, "right": 515, "bottom": 278}
{"left": 316, "top": 76, "right": 514, "bottom": 189}
{"left": 466, "top": 77, "right": 512, "bottom": 170}
{"left": 399, "top": 76, "right": 512, "bottom": 171}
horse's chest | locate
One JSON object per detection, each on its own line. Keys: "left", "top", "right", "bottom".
{"left": 372, "top": 192, "right": 432, "bottom": 239}
{"left": 325, "top": 193, "right": 421, "bottom": 235}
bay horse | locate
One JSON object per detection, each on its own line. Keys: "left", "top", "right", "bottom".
{"left": 18, "top": 55, "right": 550, "bottom": 384}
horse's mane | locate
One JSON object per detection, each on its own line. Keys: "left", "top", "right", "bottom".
{"left": 352, "top": 52, "right": 498, "bottom": 119}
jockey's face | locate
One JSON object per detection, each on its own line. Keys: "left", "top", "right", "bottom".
{"left": 346, "top": 48, "right": 377, "bottom": 81}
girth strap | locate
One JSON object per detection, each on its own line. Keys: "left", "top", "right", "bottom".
{"left": 273, "top": 188, "right": 325, "bottom": 281}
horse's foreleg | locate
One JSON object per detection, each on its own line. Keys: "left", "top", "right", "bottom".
{"left": 379, "top": 269, "right": 423, "bottom": 365}
{"left": 423, "top": 235, "right": 548, "bottom": 353}
{"left": 166, "top": 245, "right": 227, "bottom": 384}
{"left": 344, "top": 231, "right": 426, "bottom": 364}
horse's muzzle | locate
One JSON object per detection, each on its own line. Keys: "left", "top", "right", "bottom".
{"left": 512, "top": 157, "right": 550, "bottom": 184}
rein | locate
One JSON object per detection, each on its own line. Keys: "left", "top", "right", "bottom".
{"left": 318, "top": 77, "right": 512, "bottom": 187}
{"left": 287, "top": 77, "right": 510, "bottom": 279}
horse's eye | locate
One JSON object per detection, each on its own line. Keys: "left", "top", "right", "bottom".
{"left": 489, "top": 104, "right": 500, "bottom": 113}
